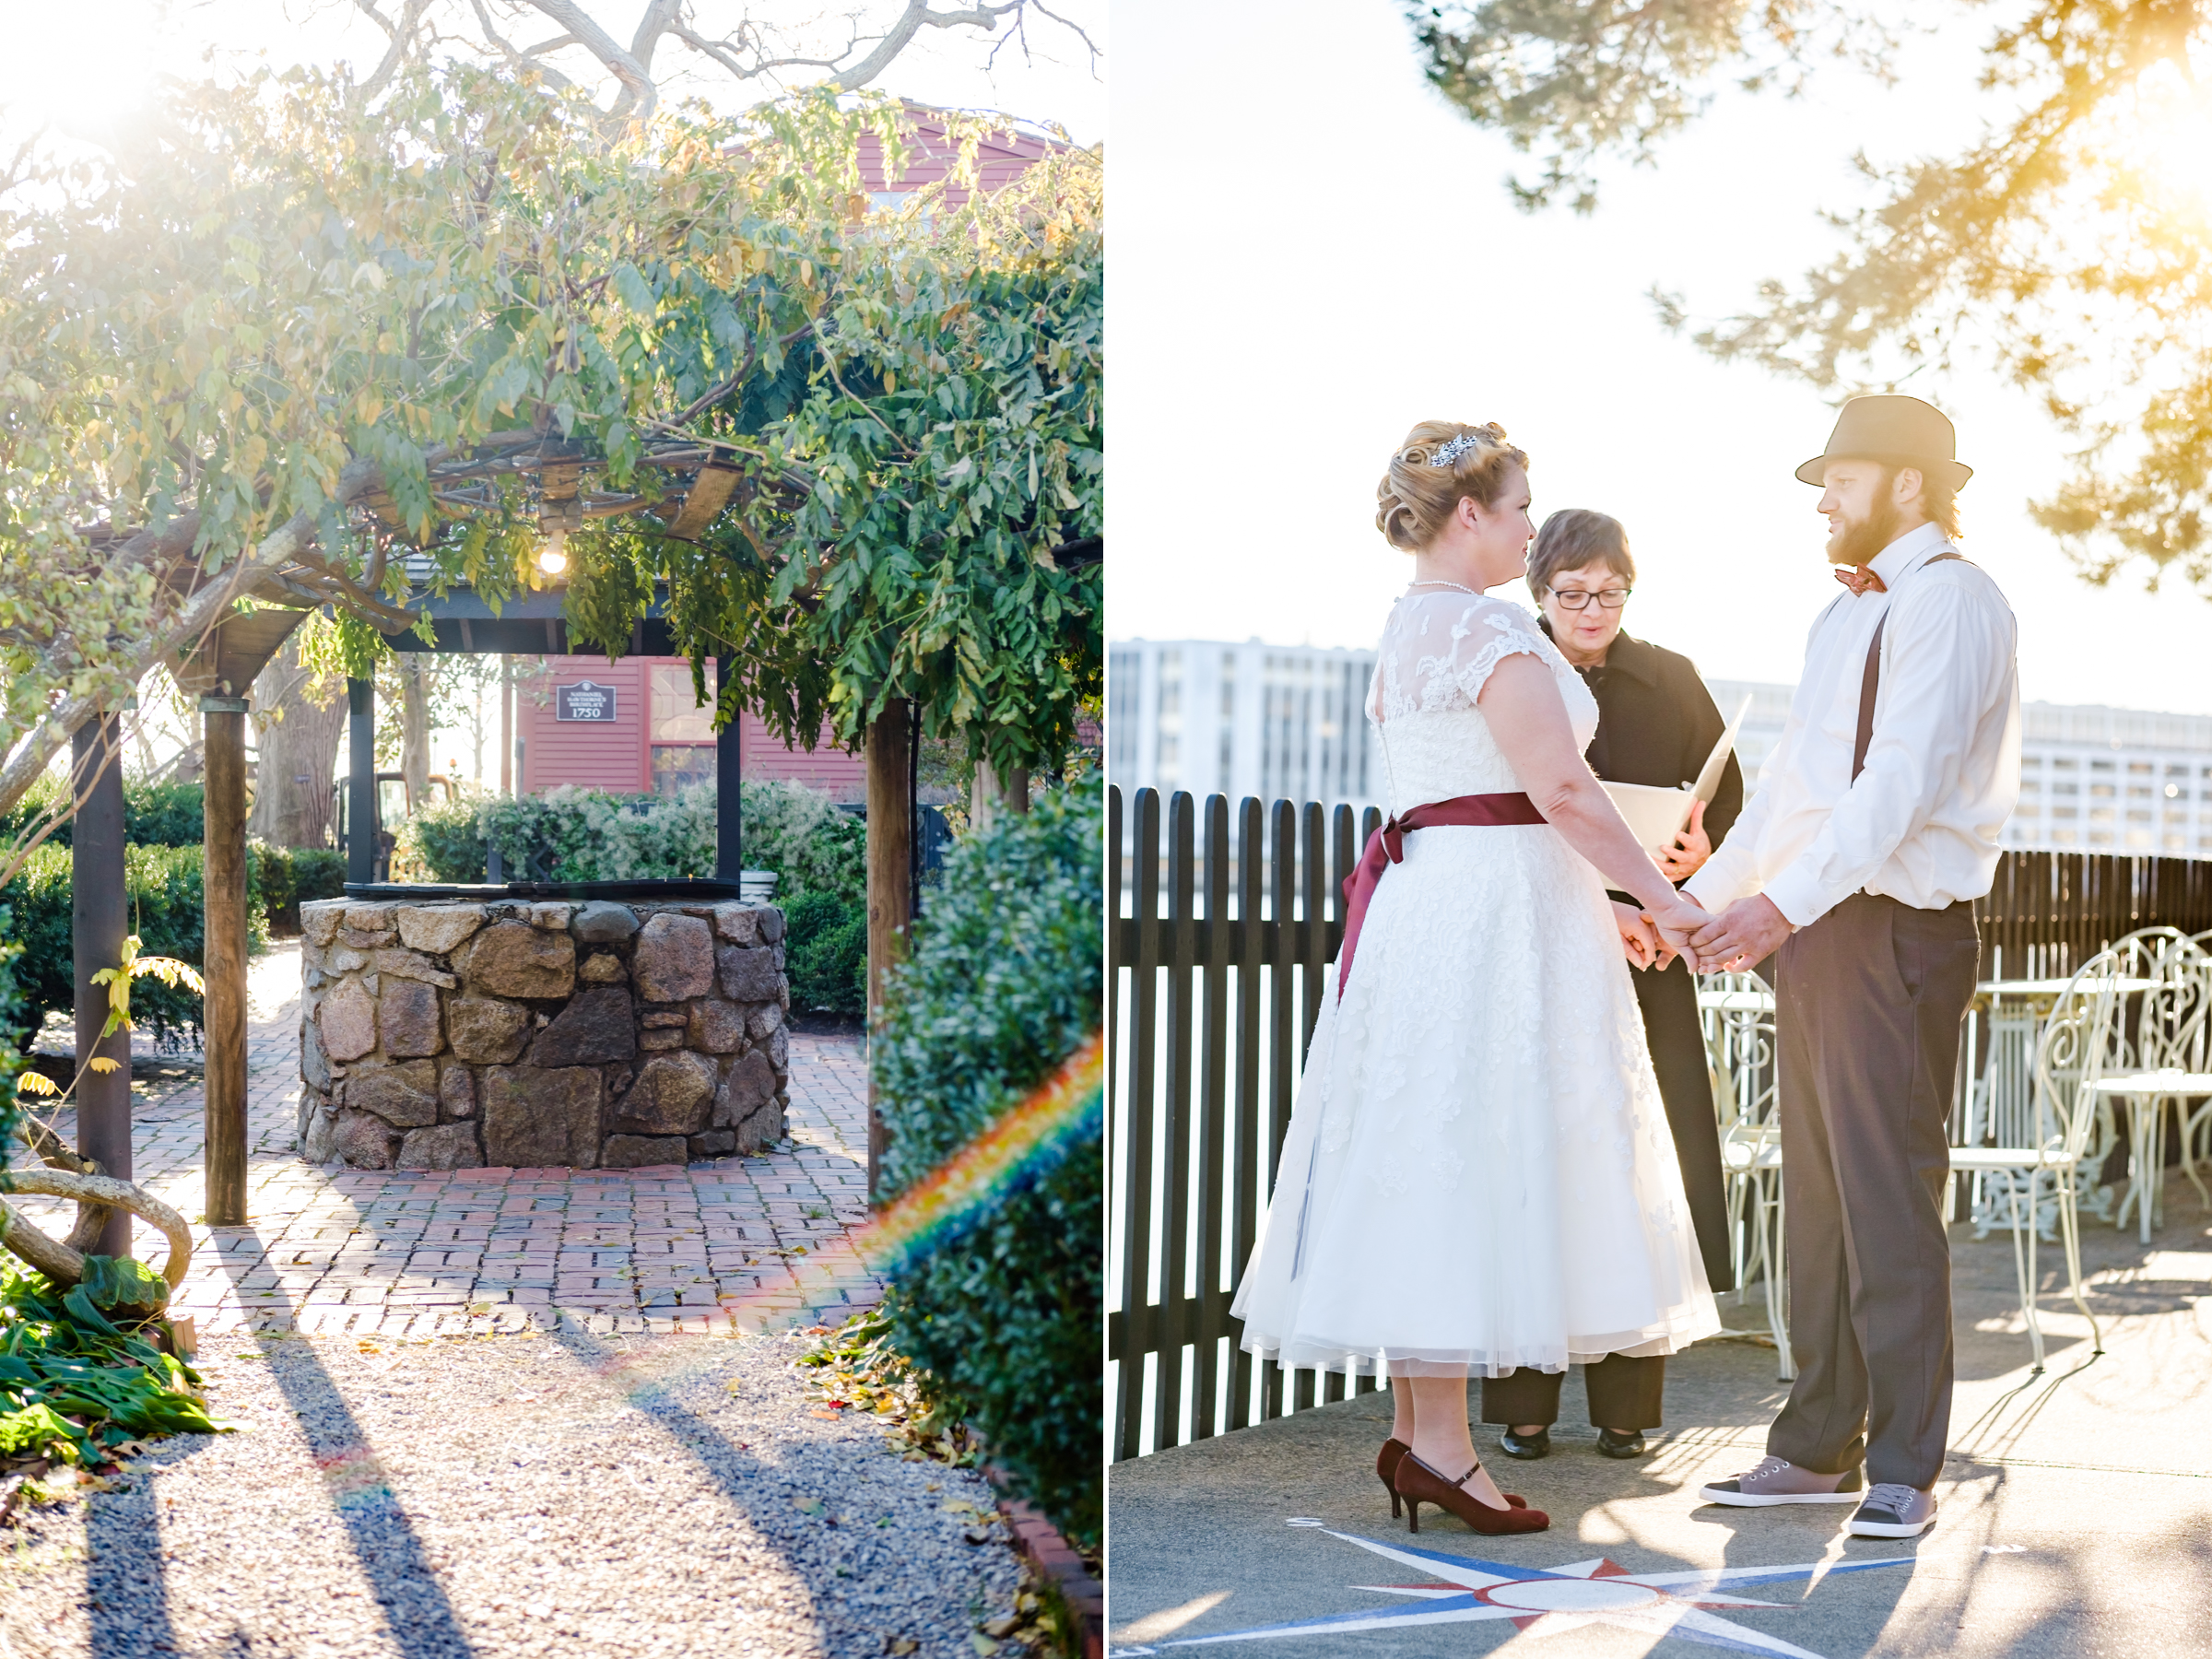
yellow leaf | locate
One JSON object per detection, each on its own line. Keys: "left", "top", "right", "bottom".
{"left": 88, "top": 1058, "right": 121, "bottom": 1075}
{"left": 14, "top": 1072, "right": 58, "bottom": 1097}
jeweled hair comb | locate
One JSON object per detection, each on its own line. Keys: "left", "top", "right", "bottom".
{"left": 1427, "top": 431, "right": 1488, "bottom": 468}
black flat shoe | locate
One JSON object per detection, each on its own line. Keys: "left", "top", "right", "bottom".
{"left": 1498, "top": 1427, "right": 1550, "bottom": 1460}
{"left": 1595, "top": 1428, "right": 1648, "bottom": 1459}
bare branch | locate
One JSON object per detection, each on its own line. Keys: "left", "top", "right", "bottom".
{"left": 832, "top": 0, "right": 1023, "bottom": 91}
{"left": 520, "top": 0, "right": 659, "bottom": 117}
{"left": 469, "top": 0, "right": 576, "bottom": 90}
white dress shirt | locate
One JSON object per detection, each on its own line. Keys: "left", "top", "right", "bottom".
{"left": 1687, "top": 521, "right": 2020, "bottom": 928}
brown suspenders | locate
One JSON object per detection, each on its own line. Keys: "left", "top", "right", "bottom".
{"left": 1851, "top": 551, "right": 1967, "bottom": 782}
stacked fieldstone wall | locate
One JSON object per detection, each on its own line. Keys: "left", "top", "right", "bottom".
{"left": 298, "top": 897, "right": 791, "bottom": 1171}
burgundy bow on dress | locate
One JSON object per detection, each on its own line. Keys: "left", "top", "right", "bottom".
{"left": 1835, "top": 565, "right": 1887, "bottom": 596}
{"left": 1335, "top": 792, "right": 1547, "bottom": 998}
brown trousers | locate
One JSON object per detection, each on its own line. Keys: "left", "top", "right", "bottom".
{"left": 1480, "top": 1353, "right": 1666, "bottom": 1430}
{"left": 1769, "top": 893, "right": 1980, "bottom": 1488}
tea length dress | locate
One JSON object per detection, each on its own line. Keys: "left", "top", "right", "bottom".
{"left": 1230, "top": 590, "right": 1721, "bottom": 1376}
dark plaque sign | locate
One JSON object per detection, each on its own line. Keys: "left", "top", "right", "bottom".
{"left": 555, "top": 680, "right": 618, "bottom": 722}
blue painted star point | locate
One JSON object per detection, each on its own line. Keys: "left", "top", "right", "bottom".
{"left": 1111, "top": 1522, "right": 1918, "bottom": 1658}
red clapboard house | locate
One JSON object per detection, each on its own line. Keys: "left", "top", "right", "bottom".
{"left": 519, "top": 656, "right": 865, "bottom": 803}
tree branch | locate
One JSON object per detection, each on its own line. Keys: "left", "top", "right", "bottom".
{"left": 521, "top": 0, "right": 658, "bottom": 116}
{"left": 0, "top": 457, "right": 386, "bottom": 828}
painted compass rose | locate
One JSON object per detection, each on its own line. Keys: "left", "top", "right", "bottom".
{"left": 1112, "top": 1521, "right": 1917, "bottom": 1658}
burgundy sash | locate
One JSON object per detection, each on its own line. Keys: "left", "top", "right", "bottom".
{"left": 1336, "top": 792, "right": 1547, "bottom": 997}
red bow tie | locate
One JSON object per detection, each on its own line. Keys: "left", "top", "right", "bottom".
{"left": 1835, "top": 565, "right": 1887, "bottom": 596}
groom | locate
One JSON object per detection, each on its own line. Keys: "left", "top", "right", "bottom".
{"left": 1679, "top": 394, "right": 2019, "bottom": 1540}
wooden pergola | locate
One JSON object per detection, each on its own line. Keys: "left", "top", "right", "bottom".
{"left": 61, "top": 439, "right": 921, "bottom": 1241}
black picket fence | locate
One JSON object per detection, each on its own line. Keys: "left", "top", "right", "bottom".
{"left": 1107, "top": 782, "right": 2212, "bottom": 1462}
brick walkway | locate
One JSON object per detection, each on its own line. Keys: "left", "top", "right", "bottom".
{"left": 13, "top": 940, "right": 884, "bottom": 1336}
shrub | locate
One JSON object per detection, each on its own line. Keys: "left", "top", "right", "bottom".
{"left": 406, "top": 789, "right": 492, "bottom": 883}
{"left": 0, "top": 845, "right": 266, "bottom": 1049}
{"left": 123, "top": 782, "right": 206, "bottom": 848}
{"left": 0, "top": 776, "right": 206, "bottom": 853}
{"left": 415, "top": 779, "right": 870, "bottom": 1012}
{"left": 870, "top": 777, "right": 1102, "bottom": 1546}
{"left": 783, "top": 889, "right": 867, "bottom": 1015}
{"left": 741, "top": 782, "right": 865, "bottom": 909}
{"left": 250, "top": 843, "right": 347, "bottom": 933}
{"left": 289, "top": 847, "right": 347, "bottom": 906}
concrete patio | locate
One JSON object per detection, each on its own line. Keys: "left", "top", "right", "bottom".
{"left": 1108, "top": 1175, "right": 2212, "bottom": 1658}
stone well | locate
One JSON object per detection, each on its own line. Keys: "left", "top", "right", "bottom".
{"left": 297, "top": 896, "right": 791, "bottom": 1171}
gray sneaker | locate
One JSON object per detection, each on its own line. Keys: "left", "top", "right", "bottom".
{"left": 1849, "top": 1483, "right": 1936, "bottom": 1538}
{"left": 1699, "top": 1455, "right": 1865, "bottom": 1507}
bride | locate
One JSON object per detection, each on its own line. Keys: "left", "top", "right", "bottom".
{"left": 1230, "top": 420, "right": 1722, "bottom": 1535}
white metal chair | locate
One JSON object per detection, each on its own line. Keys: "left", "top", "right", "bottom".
{"left": 1948, "top": 949, "right": 2118, "bottom": 1372}
{"left": 2095, "top": 930, "right": 2212, "bottom": 1237}
{"left": 1699, "top": 972, "right": 1791, "bottom": 1380}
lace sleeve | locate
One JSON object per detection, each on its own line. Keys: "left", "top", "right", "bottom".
{"left": 1448, "top": 603, "right": 1551, "bottom": 705}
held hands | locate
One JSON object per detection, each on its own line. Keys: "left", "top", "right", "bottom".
{"left": 1644, "top": 895, "right": 1711, "bottom": 971}
{"left": 1660, "top": 799, "right": 1712, "bottom": 882}
{"left": 1688, "top": 894, "right": 1792, "bottom": 974}
{"left": 1611, "top": 902, "right": 1663, "bottom": 971}
{"left": 1613, "top": 898, "right": 1712, "bottom": 971}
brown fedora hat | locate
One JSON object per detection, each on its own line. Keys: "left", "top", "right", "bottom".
{"left": 1795, "top": 394, "right": 1972, "bottom": 490}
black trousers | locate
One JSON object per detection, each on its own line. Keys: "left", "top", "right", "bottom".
{"left": 1631, "top": 953, "right": 1736, "bottom": 1295}
{"left": 1768, "top": 894, "right": 1979, "bottom": 1488}
{"left": 1480, "top": 1354, "right": 1666, "bottom": 1430}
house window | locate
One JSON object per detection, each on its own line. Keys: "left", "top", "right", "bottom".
{"left": 650, "top": 662, "right": 719, "bottom": 794}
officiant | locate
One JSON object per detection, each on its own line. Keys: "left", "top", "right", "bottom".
{"left": 1482, "top": 507, "right": 1745, "bottom": 1459}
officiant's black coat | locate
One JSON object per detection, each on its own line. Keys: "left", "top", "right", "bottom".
{"left": 1544, "top": 620, "right": 1743, "bottom": 1296}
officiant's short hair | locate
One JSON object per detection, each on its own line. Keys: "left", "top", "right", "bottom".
{"left": 1528, "top": 509, "right": 1636, "bottom": 595}
{"left": 1376, "top": 420, "right": 1528, "bottom": 551}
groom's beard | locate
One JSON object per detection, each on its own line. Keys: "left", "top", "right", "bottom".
{"left": 1830, "top": 497, "right": 1902, "bottom": 568}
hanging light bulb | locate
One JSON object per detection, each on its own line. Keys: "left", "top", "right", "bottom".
{"left": 536, "top": 526, "right": 569, "bottom": 576}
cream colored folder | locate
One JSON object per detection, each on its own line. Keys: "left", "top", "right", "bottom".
{"left": 1599, "top": 695, "right": 1752, "bottom": 858}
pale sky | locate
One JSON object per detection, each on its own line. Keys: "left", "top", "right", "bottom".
{"left": 1110, "top": 2, "right": 2212, "bottom": 715}
{"left": 0, "top": 0, "right": 1105, "bottom": 144}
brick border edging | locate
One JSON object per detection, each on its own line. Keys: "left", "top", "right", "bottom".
{"left": 992, "top": 1489, "right": 1102, "bottom": 1659}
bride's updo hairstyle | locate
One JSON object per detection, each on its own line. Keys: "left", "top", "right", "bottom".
{"left": 1375, "top": 420, "right": 1528, "bottom": 551}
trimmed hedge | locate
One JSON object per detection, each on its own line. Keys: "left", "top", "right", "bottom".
{"left": 253, "top": 843, "right": 346, "bottom": 933}
{"left": 0, "top": 777, "right": 206, "bottom": 851}
{"left": 405, "top": 779, "right": 869, "bottom": 1014}
{"left": 871, "top": 777, "right": 1101, "bottom": 1546}
{"left": 0, "top": 845, "right": 268, "bottom": 1049}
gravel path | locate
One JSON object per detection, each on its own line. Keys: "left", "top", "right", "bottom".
{"left": 0, "top": 1328, "right": 1023, "bottom": 1659}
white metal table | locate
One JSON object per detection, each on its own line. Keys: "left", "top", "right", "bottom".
{"left": 2087, "top": 1069, "right": 2212, "bottom": 1241}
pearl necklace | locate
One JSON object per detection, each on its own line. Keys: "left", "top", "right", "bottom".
{"left": 1406, "top": 580, "right": 1478, "bottom": 595}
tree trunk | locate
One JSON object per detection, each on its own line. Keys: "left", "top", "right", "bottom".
{"left": 249, "top": 636, "right": 345, "bottom": 848}
{"left": 398, "top": 657, "right": 432, "bottom": 807}
{"left": 970, "top": 759, "right": 1031, "bottom": 832}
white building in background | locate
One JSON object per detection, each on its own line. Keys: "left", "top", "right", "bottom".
{"left": 1112, "top": 640, "right": 2212, "bottom": 856}
{"left": 1108, "top": 639, "right": 1381, "bottom": 811}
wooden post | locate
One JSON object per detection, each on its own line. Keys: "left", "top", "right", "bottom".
{"left": 72, "top": 714, "right": 132, "bottom": 1258}
{"left": 201, "top": 696, "right": 251, "bottom": 1228}
{"left": 714, "top": 655, "right": 743, "bottom": 882}
{"left": 865, "top": 700, "right": 915, "bottom": 1198}
{"left": 347, "top": 677, "right": 375, "bottom": 888}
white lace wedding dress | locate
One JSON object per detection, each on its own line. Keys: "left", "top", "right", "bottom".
{"left": 1230, "top": 590, "right": 1720, "bottom": 1377}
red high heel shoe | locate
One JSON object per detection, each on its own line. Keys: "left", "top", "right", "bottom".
{"left": 1379, "top": 1439, "right": 1526, "bottom": 1515}
{"left": 1392, "top": 1451, "right": 1548, "bottom": 1535}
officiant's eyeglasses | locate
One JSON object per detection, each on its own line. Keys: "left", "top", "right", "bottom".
{"left": 1549, "top": 586, "right": 1632, "bottom": 610}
